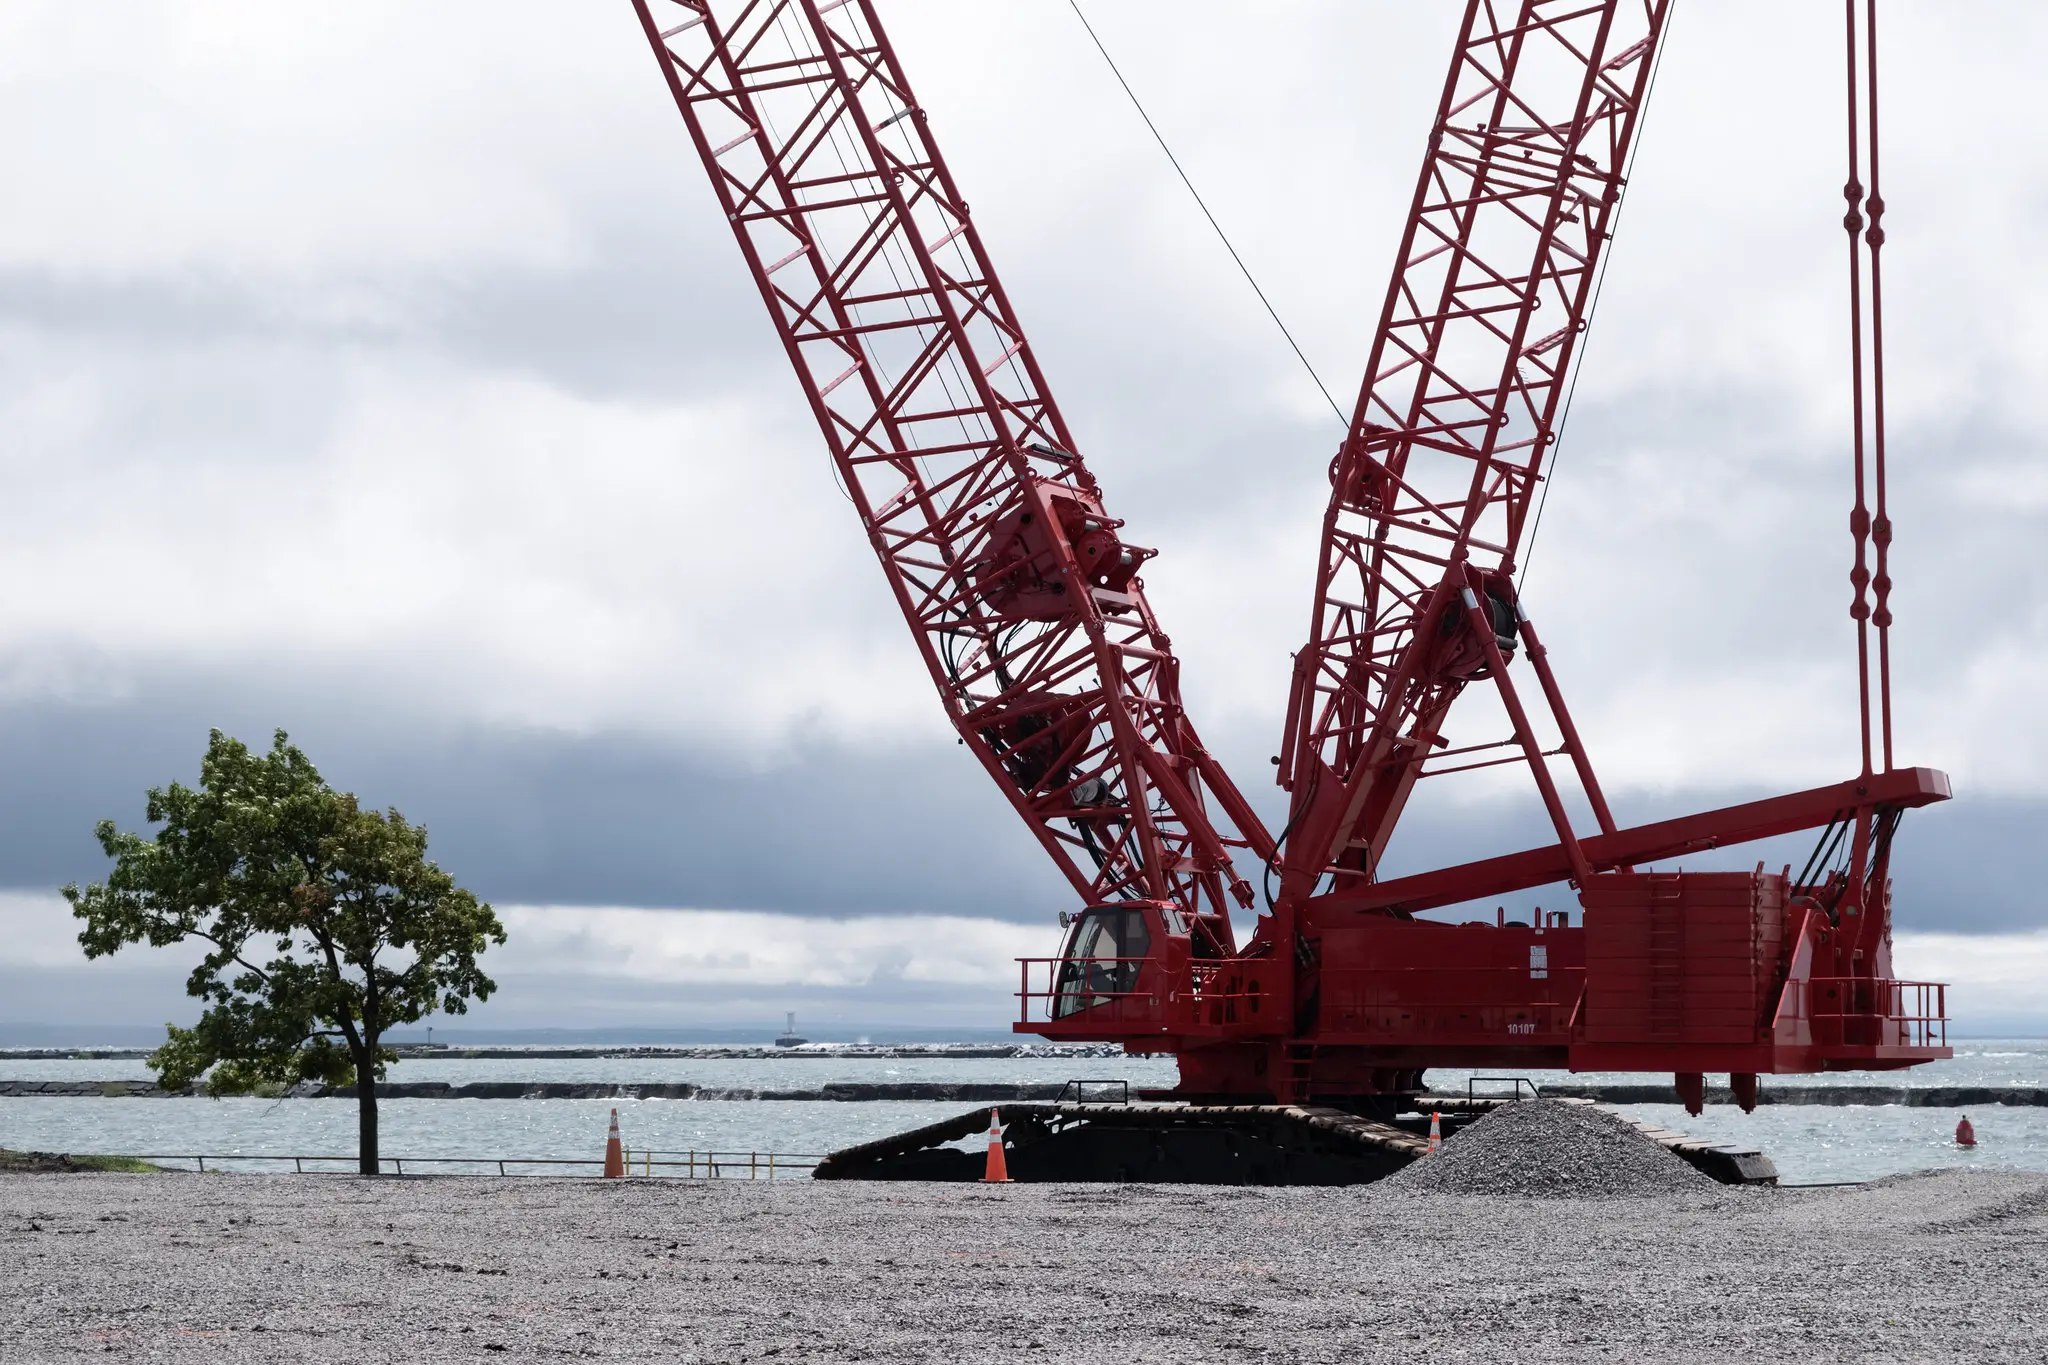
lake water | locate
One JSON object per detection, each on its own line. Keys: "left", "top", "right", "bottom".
{"left": 0, "top": 1050, "right": 1177, "bottom": 1089}
{"left": 8, "top": 1041, "right": 2043, "bottom": 1090}
{"left": 2, "top": 1041, "right": 2041, "bottom": 1185}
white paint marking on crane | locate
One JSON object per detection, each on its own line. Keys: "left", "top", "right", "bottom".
{"left": 980, "top": 340, "right": 1025, "bottom": 378}
{"left": 710, "top": 129, "right": 756, "bottom": 160}
{"left": 875, "top": 482, "right": 920, "bottom": 520}
{"left": 818, "top": 360, "right": 863, "bottom": 397}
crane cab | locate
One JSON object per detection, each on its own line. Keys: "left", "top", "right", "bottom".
{"left": 1050, "top": 904, "right": 1156, "bottom": 1019}
{"left": 1012, "top": 902, "right": 1178, "bottom": 1039}
{"left": 1020, "top": 902, "right": 1263, "bottom": 1043}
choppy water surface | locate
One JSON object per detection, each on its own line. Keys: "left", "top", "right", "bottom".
{"left": 6, "top": 1042, "right": 2040, "bottom": 1088}
{"left": 0, "top": 1051, "right": 1180, "bottom": 1087}
{"left": 2, "top": 1041, "right": 2041, "bottom": 1184}
{"left": 1, "top": 1094, "right": 2037, "bottom": 1184}
{"left": 0, "top": 1097, "right": 969, "bottom": 1174}
{"left": 1605, "top": 1102, "right": 2048, "bottom": 1184}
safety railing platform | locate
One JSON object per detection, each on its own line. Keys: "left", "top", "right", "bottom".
{"left": 1802, "top": 977, "right": 1948, "bottom": 1049}
{"left": 1015, "top": 956, "right": 1266, "bottom": 1030}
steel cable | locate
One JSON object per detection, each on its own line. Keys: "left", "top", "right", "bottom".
{"left": 1069, "top": 0, "right": 1344, "bottom": 426}
{"left": 1517, "top": 0, "right": 1680, "bottom": 594}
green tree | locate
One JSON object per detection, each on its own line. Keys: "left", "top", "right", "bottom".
{"left": 64, "top": 729, "right": 505, "bottom": 1175}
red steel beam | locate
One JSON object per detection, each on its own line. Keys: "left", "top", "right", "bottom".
{"left": 1310, "top": 766, "right": 1951, "bottom": 918}
{"left": 629, "top": 0, "right": 1271, "bottom": 916}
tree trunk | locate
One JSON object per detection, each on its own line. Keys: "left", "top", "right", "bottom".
{"left": 356, "top": 1044, "right": 379, "bottom": 1176}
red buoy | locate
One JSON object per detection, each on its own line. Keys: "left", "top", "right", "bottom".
{"left": 1955, "top": 1116, "right": 1977, "bottom": 1148}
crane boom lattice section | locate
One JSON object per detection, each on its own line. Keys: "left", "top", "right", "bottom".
{"left": 1281, "top": 0, "right": 1669, "bottom": 887}
{"left": 632, "top": 0, "right": 1272, "bottom": 917}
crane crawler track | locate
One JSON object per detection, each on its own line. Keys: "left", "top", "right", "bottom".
{"left": 812, "top": 1098, "right": 1773, "bottom": 1186}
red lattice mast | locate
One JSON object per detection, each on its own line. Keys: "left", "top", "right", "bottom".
{"left": 629, "top": 0, "right": 1272, "bottom": 919}
{"left": 1276, "top": 0, "right": 1671, "bottom": 907}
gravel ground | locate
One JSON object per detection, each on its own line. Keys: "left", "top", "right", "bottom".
{"left": 1386, "top": 1099, "right": 1714, "bottom": 1197}
{"left": 3, "top": 1167, "right": 2043, "bottom": 1363}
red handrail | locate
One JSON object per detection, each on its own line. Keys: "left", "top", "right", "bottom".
{"left": 1802, "top": 977, "right": 1947, "bottom": 1048}
{"left": 1014, "top": 956, "right": 1265, "bottom": 1025}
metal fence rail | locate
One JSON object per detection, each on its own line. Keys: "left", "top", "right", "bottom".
{"left": 1467, "top": 1076, "right": 1541, "bottom": 1101}
{"left": 96, "top": 1149, "right": 824, "bottom": 1178}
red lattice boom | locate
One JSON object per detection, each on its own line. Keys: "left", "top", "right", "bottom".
{"left": 632, "top": 0, "right": 1273, "bottom": 920}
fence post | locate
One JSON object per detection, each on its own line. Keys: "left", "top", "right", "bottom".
{"left": 769, "top": 1152, "right": 776, "bottom": 1180}
{"left": 196, "top": 1156, "right": 205, "bottom": 1173}
{"left": 751, "top": 1151, "right": 758, "bottom": 1181}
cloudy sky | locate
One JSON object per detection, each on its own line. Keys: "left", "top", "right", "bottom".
{"left": 2, "top": 1, "right": 2044, "bottom": 1040}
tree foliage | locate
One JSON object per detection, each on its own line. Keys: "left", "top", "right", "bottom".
{"left": 64, "top": 729, "right": 504, "bottom": 1171}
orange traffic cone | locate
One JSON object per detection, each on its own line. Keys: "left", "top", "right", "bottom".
{"left": 603, "top": 1107, "right": 626, "bottom": 1178}
{"left": 1426, "top": 1110, "right": 1442, "bottom": 1156}
{"left": 1956, "top": 1116, "right": 1977, "bottom": 1148}
{"left": 979, "top": 1108, "right": 1012, "bottom": 1183}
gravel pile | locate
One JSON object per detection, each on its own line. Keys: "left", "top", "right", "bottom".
{"left": 4, "top": 1166, "right": 2045, "bottom": 1362}
{"left": 1385, "top": 1099, "right": 1713, "bottom": 1198}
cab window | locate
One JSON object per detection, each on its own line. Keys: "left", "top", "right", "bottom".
{"left": 1052, "top": 907, "right": 1151, "bottom": 1017}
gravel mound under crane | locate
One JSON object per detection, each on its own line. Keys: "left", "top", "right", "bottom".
{"left": 1386, "top": 1100, "right": 1713, "bottom": 1198}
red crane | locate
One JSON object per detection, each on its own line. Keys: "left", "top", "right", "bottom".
{"left": 633, "top": 0, "right": 1949, "bottom": 1120}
